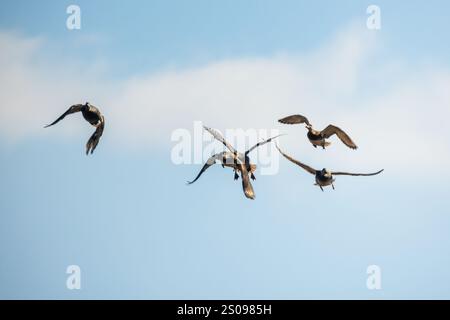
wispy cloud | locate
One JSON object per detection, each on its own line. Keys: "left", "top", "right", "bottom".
{"left": 0, "top": 31, "right": 111, "bottom": 142}
{"left": 0, "top": 25, "right": 449, "bottom": 175}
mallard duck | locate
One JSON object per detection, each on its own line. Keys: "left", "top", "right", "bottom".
{"left": 45, "top": 102, "right": 105, "bottom": 155}
{"left": 276, "top": 145, "right": 383, "bottom": 191}
{"left": 278, "top": 114, "right": 357, "bottom": 149}
{"left": 187, "top": 126, "right": 282, "bottom": 199}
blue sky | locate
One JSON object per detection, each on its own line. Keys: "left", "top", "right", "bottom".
{"left": 1, "top": 0, "right": 450, "bottom": 299}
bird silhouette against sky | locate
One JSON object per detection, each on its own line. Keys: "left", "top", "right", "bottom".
{"left": 45, "top": 102, "right": 105, "bottom": 155}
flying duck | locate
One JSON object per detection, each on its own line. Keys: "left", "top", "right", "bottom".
{"left": 278, "top": 114, "right": 357, "bottom": 149}
{"left": 187, "top": 126, "right": 282, "bottom": 199}
{"left": 45, "top": 102, "right": 105, "bottom": 155}
{"left": 276, "top": 145, "right": 383, "bottom": 191}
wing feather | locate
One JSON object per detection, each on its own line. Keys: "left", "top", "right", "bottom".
{"left": 203, "top": 126, "right": 237, "bottom": 155}
{"left": 186, "top": 152, "right": 226, "bottom": 185}
{"left": 321, "top": 125, "right": 358, "bottom": 149}
{"left": 276, "top": 144, "right": 316, "bottom": 175}
{"left": 44, "top": 104, "right": 84, "bottom": 128}
{"left": 86, "top": 116, "right": 105, "bottom": 155}
{"left": 245, "top": 134, "right": 284, "bottom": 156}
{"left": 278, "top": 114, "right": 311, "bottom": 126}
{"left": 332, "top": 169, "right": 384, "bottom": 176}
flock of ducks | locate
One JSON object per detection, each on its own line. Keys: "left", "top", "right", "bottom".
{"left": 188, "top": 116, "right": 383, "bottom": 199}
{"left": 187, "top": 127, "right": 283, "bottom": 200}
{"left": 45, "top": 103, "right": 383, "bottom": 200}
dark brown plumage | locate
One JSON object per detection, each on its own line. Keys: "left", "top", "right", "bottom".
{"left": 187, "top": 126, "right": 282, "bottom": 199}
{"left": 276, "top": 144, "right": 383, "bottom": 191}
{"left": 45, "top": 102, "right": 105, "bottom": 155}
{"left": 278, "top": 114, "right": 357, "bottom": 149}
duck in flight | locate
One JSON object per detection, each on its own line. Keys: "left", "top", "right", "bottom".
{"left": 276, "top": 145, "right": 383, "bottom": 191}
{"left": 45, "top": 102, "right": 105, "bottom": 155}
{"left": 278, "top": 114, "right": 357, "bottom": 150}
{"left": 187, "top": 126, "right": 283, "bottom": 200}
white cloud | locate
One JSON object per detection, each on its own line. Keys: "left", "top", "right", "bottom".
{"left": 0, "top": 31, "right": 111, "bottom": 142}
{"left": 0, "top": 26, "right": 449, "bottom": 175}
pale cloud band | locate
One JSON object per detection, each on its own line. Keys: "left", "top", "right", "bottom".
{"left": 0, "top": 25, "right": 449, "bottom": 175}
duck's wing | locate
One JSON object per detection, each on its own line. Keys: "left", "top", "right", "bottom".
{"left": 278, "top": 114, "right": 311, "bottom": 126}
{"left": 239, "top": 164, "right": 255, "bottom": 200}
{"left": 203, "top": 126, "right": 237, "bottom": 155}
{"left": 86, "top": 115, "right": 105, "bottom": 155}
{"left": 186, "top": 152, "right": 226, "bottom": 185}
{"left": 320, "top": 125, "right": 358, "bottom": 149}
{"left": 245, "top": 134, "right": 285, "bottom": 156}
{"left": 332, "top": 169, "right": 384, "bottom": 176}
{"left": 275, "top": 144, "right": 316, "bottom": 175}
{"left": 44, "top": 104, "right": 84, "bottom": 128}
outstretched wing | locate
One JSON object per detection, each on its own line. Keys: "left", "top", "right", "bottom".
{"left": 187, "top": 152, "right": 226, "bottom": 185}
{"left": 245, "top": 134, "right": 285, "bottom": 156}
{"left": 278, "top": 114, "right": 311, "bottom": 126}
{"left": 332, "top": 169, "right": 384, "bottom": 176}
{"left": 239, "top": 164, "right": 255, "bottom": 200}
{"left": 203, "top": 126, "right": 237, "bottom": 154}
{"left": 44, "top": 104, "right": 84, "bottom": 128}
{"left": 86, "top": 116, "right": 105, "bottom": 155}
{"left": 321, "top": 125, "right": 358, "bottom": 149}
{"left": 276, "top": 144, "right": 316, "bottom": 175}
